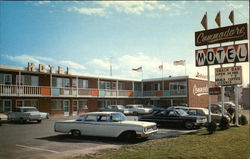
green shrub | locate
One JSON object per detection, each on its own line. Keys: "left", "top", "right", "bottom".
{"left": 240, "top": 115, "right": 248, "bottom": 125}
{"left": 219, "top": 116, "right": 230, "bottom": 130}
{"left": 207, "top": 121, "right": 217, "bottom": 134}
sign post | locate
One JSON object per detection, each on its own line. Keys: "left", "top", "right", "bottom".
{"left": 209, "top": 87, "right": 221, "bottom": 95}
{"left": 195, "top": 11, "right": 248, "bottom": 125}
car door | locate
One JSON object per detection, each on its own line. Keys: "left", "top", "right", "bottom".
{"left": 80, "top": 114, "right": 98, "bottom": 136}
{"left": 94, "top": 114, "right": 115, "bottom": 137}
{"left": 152, "top": 110, "right": 169, "bottom": 126}
{"left": 165, "top": 110, "right": 182, "bottom": 125}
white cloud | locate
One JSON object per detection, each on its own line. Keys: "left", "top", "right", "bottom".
{"left": 227, "top": 3, "right": 244, "bottom": 9}
{"left": 97, "top": 1, "right": 170, "bottom": 15}
{"left": 88, "top": 58, "right": 111, "bottom": 70}
{"left": 60, "top": 60, "right": 86, "bottom": 70}
{"left": 1, "top": 54, "right": 86, "bottom": 72}
{"left": 2, "top": 54, "right": 41, "bottom": 65}
{"left": 67, "top": 7, "right": 107, "bottom": 16}
{"left": 38, "top": 1, "right": 51, "bottom": 5}
{"left": 66, "top": 1, "right": 183, "bottom": 17}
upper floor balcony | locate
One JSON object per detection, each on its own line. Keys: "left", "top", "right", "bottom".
{"left": 0, "top": 84, "right": 187, "bottom": 98}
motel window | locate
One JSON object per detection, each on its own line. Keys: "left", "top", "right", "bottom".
{"left": 99, "top": 81, "right": 111, "bottom": 89}
{"left": 112, "top": 82, "right": 116, "bottom": 89}
{"left": 24, "top": 100, "right": 39, "bottom": 108}
{"left": 51, "top": 100, "right": 63, "bottom": 110}
{"left": 72, "top": 79, "right": 88, "bottom": 88}
{"left": 154, "top": 83, "right": 160, "bottom": 91}
{"left": 78, "top": 79, "right": 88, "bottom": 88}
{"left": 15, "top": 99, "right": 39, "bottom": 109}
{"left": 52, "top": 77, "right": 70, "bottom": 88}
{"left": 169, "top": 81, "right": 187, "bottom": 90}
{"left": 118, "top": 82, "right": 125, "bottom": 90}
{"left": 78, "top": 100, "right": 88, "bottom": 109}
{"left": 16, "top": 75, "right": 39, "bottom": 86}
{"left": 0, "top": 73, "right": 12, "bottom": 85}
{"left": 134, "top": 83, "right": 141, "bottom": 91}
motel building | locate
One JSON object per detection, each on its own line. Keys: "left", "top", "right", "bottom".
{"left": 0, "top": 63, "right": 216, "bottom": 116}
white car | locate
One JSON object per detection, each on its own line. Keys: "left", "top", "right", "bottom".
{"left": 8, "top": 107, "right": 42, "bottom": 123}
{"left": 40, "top": 112, "right": 49, "bottom": 119}
{"left": 54, "top": 112, "right": 158, "bottom": 140}
{"left": 125, "top": 104, "right": 153, "bottom": 115}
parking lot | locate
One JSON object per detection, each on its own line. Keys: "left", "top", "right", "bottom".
{"left": 0, "top": 116, "right": 195, "bottom": 159}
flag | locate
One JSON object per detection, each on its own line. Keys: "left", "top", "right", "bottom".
{"left": 229, "top": 10, "right": 234, "bottom": 24}
{"left": 215, "top": 11, "right": 221, "bottom": 27}
{"left": 158, "top": 64, "right": 163, "bottom": 70}
{"left": 201, "top": 12, "right": 207, "bottom": 30}
{"left": 132, "top": 66, "right": 142, "bottom": 72}
{"left": 173, "top": 60, "right": 185, "bottom": 66}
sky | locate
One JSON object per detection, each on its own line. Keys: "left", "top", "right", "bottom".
{"left": 0, "top": 1, "right": 249, "bottom": 85}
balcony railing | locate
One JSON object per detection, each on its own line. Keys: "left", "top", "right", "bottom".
{"left": 0, "top": 84, "right": 187, "bottom": 98}
{"left": 0, "top": 84, "right": 44, "bottom": 96}
{"left": 0, "top": 85, "right": 133, "bottom": 98}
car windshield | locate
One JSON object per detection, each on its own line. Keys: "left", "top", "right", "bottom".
{"left": 111, "top": 113, "right": 128, "bottom": 121}
{"left": 23, "top": 108, "right": 38, "bottom": 112}
{"left": 117, "top": 105, "right": 125, "bottom": 109}
{"left": 176, "top": 109, "right": 188, "bottom": 116}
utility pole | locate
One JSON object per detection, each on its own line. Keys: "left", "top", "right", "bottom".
{"left": 110, "top": 57, "right": 112, "bottom": 76}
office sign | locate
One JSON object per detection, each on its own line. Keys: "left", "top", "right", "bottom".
{"left": 209, "top": 87, "right": 221, "bottom": 95}
{"left": 195, "top": 23, "right": 248, "bottom": 46}
{"left": 195, "top": 43, "right": 248, "bottom": 66}
{"left": 215, "top": 66, "right": 242, "bottom": 86}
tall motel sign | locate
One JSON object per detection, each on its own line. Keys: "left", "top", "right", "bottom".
{"left": 195, "top": 11, "right": 249, "bottom": 125}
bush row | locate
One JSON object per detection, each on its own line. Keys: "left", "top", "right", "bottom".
{"left": 207, "top": 114, "right": 248, "bottom": 134}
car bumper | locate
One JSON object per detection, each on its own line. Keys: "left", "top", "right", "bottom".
{"left": 137, "top": 129, "right": 158, "bottom": 138}
{"left": 194, "top": 122, "right": 206, "bottom": 128}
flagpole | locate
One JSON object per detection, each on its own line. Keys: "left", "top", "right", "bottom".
{"left": 161, "top": 62, "right": 164, "bottom": 95}
{"left": 141, "top": 66, "right": 143, "bottom": 97}
{"left": 184, "top": 60, "right": 187, "bottom": 75}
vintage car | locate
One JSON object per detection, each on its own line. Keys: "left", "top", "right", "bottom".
{"left": 40, "top": 112, "right": 49, "bottom": 119}
{"left": 0, "top": 113, "right": 8, "bottom": 126}
{"left": 8, "top": 107, "right": 42, "bottom": 123}
{"left": 99, "top": 105, "right": 132, "bottom": 114}
{"left": 54, "top": 112, "right": 158, "bottom": 140}
{"left": 125, "top": 104, "right": 153, "bottom": 115}
{"left": 167, "top": 106, "right": 231, "bottom": 123}
{"left": 187, "top": 107, "right": 231, "bottom": 123}
{"left": 139, "top": 109, "right": 207, "bottom": 129}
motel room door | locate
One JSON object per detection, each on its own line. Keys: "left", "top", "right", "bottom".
{"left": 72, "top": 100, "right": 78, "bottom": 116}
{"left": 63, "top": 100, "right": 70, "bottom": 116}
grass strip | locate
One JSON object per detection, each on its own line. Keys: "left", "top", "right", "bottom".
{"left": 71, "top": 125, "right": 250, "bottom": 159}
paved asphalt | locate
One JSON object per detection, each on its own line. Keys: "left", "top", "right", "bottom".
{"left": 0, "top": 116, "right": 195, "bottom": 159}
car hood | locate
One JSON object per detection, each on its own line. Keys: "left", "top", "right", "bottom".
{"left": 121, "top": 120, "right": 156, "bottom": 127}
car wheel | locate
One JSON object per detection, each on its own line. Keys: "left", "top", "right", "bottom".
{"left": 120, "top": 131, "right": 136, "bottom": 141}
{"left": 184, "top": 121, "right": 194, "bottom": 130}
{"left": 71, "top": 130, "right": 81, "bottom": 137}
{"left": 37, "top": 120, "right": 42, "bottom": 123}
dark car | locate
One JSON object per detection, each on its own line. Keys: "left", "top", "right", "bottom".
{"left": 138, "top": 109, "right": 207, "bottom": 129}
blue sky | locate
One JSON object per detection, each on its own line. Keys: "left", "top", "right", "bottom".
{"left": 0, "top": 1, "right": 249, "bottom": 84}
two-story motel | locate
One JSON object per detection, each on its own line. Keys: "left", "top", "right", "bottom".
{"left": 0, "top": 63, "right": 216, "bottom": 116}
